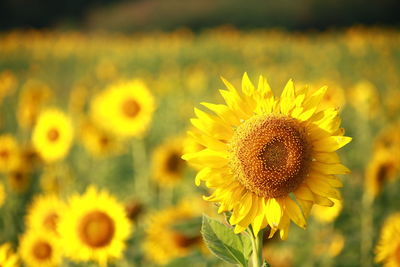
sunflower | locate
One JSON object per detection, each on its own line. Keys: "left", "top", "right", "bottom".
{"left": 347, "top": 80, "right": 381, "bottom": 119}
{"left": 25, "top": 194, "right": 65, "bottom": 236}
{"left": 312, "top": 197, "right": 343, "bottom": 224}
{"left": 143, "top": 201, "right": 204, "bottom": 265}
{"left": 7, "top": 169, "right": 31, "bottom": 193}
{"left": 17, "top": 79, "right": 52, "bottom": 129}
{"left": 0, "top": 70, "right": 17, "bottom": 103}
{"left": 79, "top": 118, "right": 120, "bottom": 157}
{"left": 182, "top": 73, "right": 351, "bottom": 239}
{"left": 32, "top": 109, "right": 74, "bottom": 163}
{"left": 0, "top": 182, "right": 5, "bottom": 207}
{"left": 0, "top": 243, "right": 19, "bottom": 267}
{"left": 39, "top": 165, "right": 73, "bottom": 194}
{"left": 152, "top": 136, "right": 186, "bottom": 186}
{"left": 0, "top": 134, "right": 21, "bottom": 173}
{"left": 58, "top": 186, "right": 132, "bottom": 265}
{"left": 19, "top": 230, "right": 62, "bottom": 267}
{"left": 375, "top": 213, "right": 400, "bottom": 267}
{"left": 365, "top": 148, "right": 400, "bottom": 198}
{"left": 314, "top": 230, "right": 345, "bottom": 258}
{"left": 91, "top": 79, "right": 155, "bottom": 138}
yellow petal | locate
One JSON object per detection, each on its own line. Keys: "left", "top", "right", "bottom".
{"left": 265, "top": 198, "right": 282, "bottom": 228}
{"left": 284, "top": 197, "right": 307, "bottom": 228}
{"left": 312, "top": 162, "right": 351, "bottom": 174}
{"left": 194, "top": 167, "right": 212, "bottom": 186}
{"left": 313, "top": 136, "right": 352, "bottom": 152}
{"left": 229, "top": 192, "right": 253, "bottom": 225}
{"left": 242, "top": 72, "right": 255, "bottom": 96}
{"left": 252, "top": 198, "right": 266, "bottom": 236}
{"left": 294, "top": 184, "right": 314, "bottom": 201}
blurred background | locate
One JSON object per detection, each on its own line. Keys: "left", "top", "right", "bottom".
{"left": 0, "top": 1, "right": 400, "bottom": 267}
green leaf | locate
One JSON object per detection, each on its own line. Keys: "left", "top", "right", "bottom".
{"left": 261, "top": 260, "right": 271, "bottom": 267}
{"left": 201, "top": 214, "right": 252, "bottom": 267}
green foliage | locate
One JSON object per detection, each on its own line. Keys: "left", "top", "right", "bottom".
{"left": 201, "top": 215, "right": 252, "bottom": 267}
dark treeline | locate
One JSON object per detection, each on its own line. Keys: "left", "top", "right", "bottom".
{"left": 1, "top": 0, "right": 400, "bottom": 31}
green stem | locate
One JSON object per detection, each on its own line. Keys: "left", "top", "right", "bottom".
{"left": 250, "top": 228, "right": 264, "bottom": 267}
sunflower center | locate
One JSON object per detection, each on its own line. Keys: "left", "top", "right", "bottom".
{"left": 172, "top": 233, "right": 201, "bottom": 248}
{"left": 166, "top": 153, "right": 184, "bottom": 173}
{"left": 44, "top": 212, "right": 59, "bottom": 233}
{"left": 122, "top": 99, "right": 140, "bottom": 118}
{"left": 396, "top": 244, "right": 400, "bottom": 265}
{"left": 32, "top": 241, "right": 52, "bottom": 261}
{"left": 47, "top": 128, "right": 59, "bottom": 142}
{"left": 0, "top": 149, "right": 9, "bottom": 159}
{"left": 79, "top": 210, "right": 115, "bottom": 248}
{"left": 229, "top": 115, "right": 311, "bottom": 198}
{"left": 377, "top": 163, "right": 393, "bottom": 184}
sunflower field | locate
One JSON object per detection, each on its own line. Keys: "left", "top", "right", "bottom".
{"left": 0, "top": 26, "right": 400, "bottom": 267}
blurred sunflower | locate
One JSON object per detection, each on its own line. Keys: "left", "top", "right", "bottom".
{"left": 314, "top": 230, "right": 345, "bottom": 258}
{"left": 7, "top": 169, "right": 31, "bottom": 193}
{"left": 26, "top": 194, "right": 65, "bottom": 236}
{"left": 375, "top": 213, "right": 400, "bottom": 267}
{"left": 32, "top": 109, "right": 73, "bottom": 163}
{"left": 301, "top": 80, "right": 346, "bottom": 111}
{"left": 348, "top": 80, "right": 381, "bottom": 119}
{"left": 365, "top": 148, "right": 400, "bottom": 198}
{"left": 374, "top": 123, "right": 400, "bottom": 153}
{"left": 152, "top": 137, "right": 186, "bottom": 187}
{"left": 79, "top": 119, "right": 120, "bottom": 157}
{"left": 58, "top": 186, "right": 132, "bottom": 265}
{"left": 39, "top": 165, "right": 72, "bottom": 194}
{"left": 17, "top": 79, "right": 52, "bottom": 129}
{"left": 0, "top": 70, "right": 17, "bottom": 103}
{"left": 183, "top": 73, "right": 351, "bottom": 239}
{"left": 19, "top": 231, "right": 62, "bottom": 267}
{"left": 0, "top": 134, "right": 21, "bottom": 173}
{"left": 143, "top": 201, "right": 204, "bottom": 265}
{"left": 0, "top": 243, "right": 19, "bottom": 267}
{"left": 312, "top": 197, "right": 343, "bottom": 224}
{"left": 0, "top": 182, "right": 5, "bottom": 207}
{"left": 91, "top": 79, "right": 155, "bottom": 138}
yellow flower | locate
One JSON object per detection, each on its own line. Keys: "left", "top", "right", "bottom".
{"left": 0, "top": 135, "right": 21, "bottom": 173}
{"left": 375, "top": 213, "right": 400, "bottom": 267}
{"left": 91, "top": 79, "right": 155, "bottom": 138}
{"left": 314, "top": 230, "right": 345, "bottom": 258}
{"left": 312, "top": 197, "right": 343, "bottom": 224}
{"left": 19, "top": 231, "right": 62, "bottom": 267}
{"left": 152, "top": 136, "right": 186, "bottom": 187}
{"left": 183, "top": 73, "right": 351, "bottom": 239}
{"left": 0, "top": 70, "right": 17, "bottom": 103}
{"left": 300, "top": 80, "right": 346, "bottom": 111}
{"left": 0, "top": 243, "right": 19, "bottom": 267}
{"left": 347, "top": 80, "right": 381, "bottom": 119}
{"left": 7, "top": 169, "right": 31, "bottom": 193}
{"left": 79, "top": 119, "right": 120, "bottom": 157}
{"left": 17, "top": 79, "right": 52, "bottom": 129}
{"left": 32, "top": 109, "right": 74, "bottom": 163}
{"left": 143, "top": 201, "right": 204, "bottom": 265}
{"left": 39, "top": 165, "right": 72, "bottom": 194}
{"left": 25, "top": 194, "right": 65, "bottom": 236}
{"left": 0, "top": 182, "right": 5, "bottom": 207}
{"left": 58, "top": 186, "right": 132, "bottom": 265}
{"left": 365, "top": 148, "right": 400, "bottom": 199}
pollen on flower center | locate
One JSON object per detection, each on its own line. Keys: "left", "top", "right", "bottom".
{"left": 47, "top": 128, "right": 59, "bottom": 142}
{"left": 229, "top": 115, "right": 312, "bottom": 198}
{"left": 32, "top": 241, "right": 52, "bottom": 260}
{"left": 78, "top": 211, "right": 115, "bottom": 248}
{"left": 122, "top": 99, "right": 140, "bottom": 118}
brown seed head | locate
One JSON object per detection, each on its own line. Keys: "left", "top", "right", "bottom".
{"left": 47, "top": 128, "right": 59, "bottom": 142}
{"left": 229, "top": 115, "right": 312, "bottom": 198}
{"left": 78, "top": 210, "right": 115, "bottom": 248}
{"left": 122, "top": 98, "right": 140, "bottom": 118}
{"left": 32, "top": 241, "right": 52, "bottom": 261}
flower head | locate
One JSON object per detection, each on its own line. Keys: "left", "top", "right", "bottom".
{"left": 183, "top": 73, "right": 351, "bottom": 239}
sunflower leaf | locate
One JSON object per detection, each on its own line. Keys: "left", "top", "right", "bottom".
{"left": 201, "top": 214, "right": 252, "bottom": 267}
